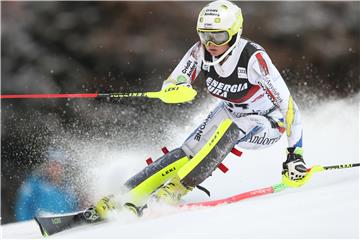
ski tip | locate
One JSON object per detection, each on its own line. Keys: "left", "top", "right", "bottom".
{"left": 34, "top": 217, "right": 49, "bottom": 237}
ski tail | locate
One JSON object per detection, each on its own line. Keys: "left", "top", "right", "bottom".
{"left": 34, "top": 217, "right": 49, "bottom": 237}
{"left": 34, "top": 211, "right": 88, "bottom": 237}
{"left": 34, "top": 207, "right": 101, "bottom": 236}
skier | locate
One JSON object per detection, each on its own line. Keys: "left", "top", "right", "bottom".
{"left": 93, "top": 0, "right": 307, "bottom": 219}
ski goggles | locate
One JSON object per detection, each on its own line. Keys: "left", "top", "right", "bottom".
{"left": 197, "top": 30, "right": 232, "bottom": 47}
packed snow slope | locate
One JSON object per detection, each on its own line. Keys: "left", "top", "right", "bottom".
{"left": 2, "top": 97, "right": 359, "bottom": 239}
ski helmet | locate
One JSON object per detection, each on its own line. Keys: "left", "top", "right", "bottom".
{"left": 197, "top": 0, "right": 243, "bottom": 47}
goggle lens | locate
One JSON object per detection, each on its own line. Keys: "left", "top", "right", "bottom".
{"left": 198, "top": 31, "right": 231, "bottom": 46}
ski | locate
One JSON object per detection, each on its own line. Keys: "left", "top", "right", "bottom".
{"left": 34, "top": 207, "right": 101, "bottom": 237}
{"left": 34, "top": 184, "right": 287, "bottom": 237}
{"left": 34, "top": 163, "right": 359, "bottom": 236}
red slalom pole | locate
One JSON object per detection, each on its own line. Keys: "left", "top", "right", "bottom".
{"left": 181, "top": 183, "right": 287, "bottom": 208}
{"left": 0, "top": 93, "right": 99, "bottom": 99}
{"left": 184, "top": 163, "right": 360, "bottom": 208}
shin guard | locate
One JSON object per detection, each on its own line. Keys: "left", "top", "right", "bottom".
{"left": 124, "top": 148, "right": 189, "bottom": 205}
{"left": 178, "top": 119, "right": 239, "bottom": 187}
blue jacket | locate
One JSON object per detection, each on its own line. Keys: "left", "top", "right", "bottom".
{"left": 15, "top": 176, "right": 78, "bottom": 221}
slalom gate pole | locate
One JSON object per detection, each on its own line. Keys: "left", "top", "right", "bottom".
{"left": 181, "top": 183, "right": 287, "bottom": 208}
{"left": 182, "top": 162, "right": 359, "bottom": 208}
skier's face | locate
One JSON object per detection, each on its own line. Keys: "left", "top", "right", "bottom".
{"left": 205, "top": 43, "right": 230, "bottom": 57}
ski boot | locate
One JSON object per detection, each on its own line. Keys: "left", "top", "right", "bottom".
{"left": 95, "top": 194, "right": 145, "bottom": 218}
{"left": 95, "top": 195, "right": 117, "bottom": 219}
{"left": 121, "top": 179, "right": 190, "bottom": 216}
{"left": 152, "top": 176, "right": 192, "bottom": 205}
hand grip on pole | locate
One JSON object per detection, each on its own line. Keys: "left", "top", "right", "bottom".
{"left": 282, "top": 163, "right": 360, "bottom": 188}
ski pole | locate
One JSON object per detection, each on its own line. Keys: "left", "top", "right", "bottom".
{"left": 0, "top": 92, "right": 155, "bottom": 99}
{"left": 283, "top": 162, "right": 360, "bottom": 188}
{"left": 0, "top": 85, "right": 197, "bottom": 104}
{"left": 314, "top": 163, "right": 360, "bottom": 171}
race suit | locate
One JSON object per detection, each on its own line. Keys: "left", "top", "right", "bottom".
{"left": 123, "top": 38, "right": 304, "bottom": 204}
{"left": 162, "top": 38, "right": 303, "bottom": 156}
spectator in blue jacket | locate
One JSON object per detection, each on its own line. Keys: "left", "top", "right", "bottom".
{"left": 15, "top": 147, "right": 79, "bottom": 221}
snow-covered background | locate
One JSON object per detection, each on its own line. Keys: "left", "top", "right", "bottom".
{"left": 1, "top": 96, "right": 359, "bottom": 239}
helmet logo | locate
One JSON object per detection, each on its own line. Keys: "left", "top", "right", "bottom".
{"left": 204, "top": 9, "right": 220, "bottom": 17}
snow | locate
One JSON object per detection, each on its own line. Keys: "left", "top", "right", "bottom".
{"left": 1, "top": 97, "right": 359, "bottom": 239}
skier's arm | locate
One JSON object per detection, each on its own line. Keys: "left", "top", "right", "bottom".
{"left": 162, "top": 42, "right": 203, "bottom": 89}
{"left": 249, "top": 51, "right": 307, "bottom": 185}
{"left": 248, "top": 51, "right": 303, "bottom": 149}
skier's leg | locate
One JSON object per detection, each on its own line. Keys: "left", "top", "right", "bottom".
{"left": 153, "top": 104, "right": 240, "bottom": 204}
{"left": 96, "top": 104, "right": 239, "bottom": 217}
{"left": 123, "top": 103, "right": 238, "bottom": 204}
{"left": 179, "top": 118, "right": 239, "bottom": 187}
{"left": 95, "top": 107, "right": 285, "bottom": 217}
{"left": 153, "top": 118, "right": 239, "bottom": 204}
{"left": 153, "top": 109, "right": 286, "bottom": 204}
{"left": 95, "top": 148, "right": 190, "bottom": 218}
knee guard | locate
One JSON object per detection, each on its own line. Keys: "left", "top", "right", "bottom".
{"left": 124, "top": 148, "right": 189, "bottom": 205}
{"left": 178, "top": 118, "right": 239, "bottom": 188}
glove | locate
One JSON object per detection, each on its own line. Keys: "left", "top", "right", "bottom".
{"left": 95, "top": 195, "right": 117, "bottom": 219}
{"left": 282, "top": 147, "right": 307, "bottom": 181}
